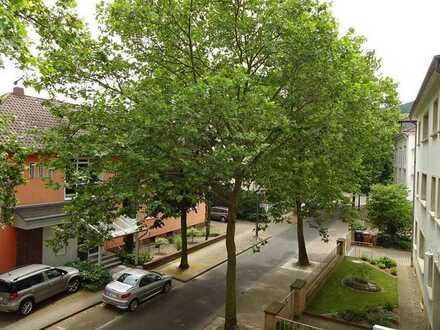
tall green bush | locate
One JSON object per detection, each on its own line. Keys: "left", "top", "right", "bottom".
{"left": 367, "top": 184, "right": 412, "bottom": 240}
{"left": 65, "top": 260, "right": 112, "bottom": 291}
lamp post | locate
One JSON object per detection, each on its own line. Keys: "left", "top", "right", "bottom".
{"left": 399, "top": 119, "right": 417, "bottom": 268}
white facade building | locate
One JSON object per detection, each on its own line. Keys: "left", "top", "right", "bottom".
{"left": 393, "top": 122, "right": 415, "bottom": 200}
{"left": 411, "top": 55, "right": 440, "bottom": 330}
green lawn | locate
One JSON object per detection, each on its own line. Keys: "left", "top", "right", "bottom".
{"left": 307, "top": 257, "right": 398, "bottom": 315}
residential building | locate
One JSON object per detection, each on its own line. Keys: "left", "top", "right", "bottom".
{"left": 394, "top": 106, "right": 415, "bottom": 200}
{"left": 410, "top": 55, "right": 440, "bottom": 330}
{"left": 0, "top": 87, "right": 206, "bottom": 272}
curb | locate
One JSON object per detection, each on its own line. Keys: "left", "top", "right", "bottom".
{"left": 41, "top": 236, "right": 272, "bottom": 328}
{"left": 41, "top": 298, "right": 102, "bottom": 330}
{"left": 172, "top": 236, "right": 272, "bottom": 283}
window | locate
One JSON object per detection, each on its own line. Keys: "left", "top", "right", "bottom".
{"left": 422, "top": 112, "right": 429, "bottom": 141}
{"left": 45, "top": 268, "right": 64, "bottom": 280}
{"left": 65, "top": 159, "right": 90, "bottom": 199}
{"left": 29, "top": 163, "right": 36, "bottom": 179}
{"left": 0, "top": 280, "right": 12, "bottom": 293}
{"left": 433, "top": 99, "right": 439, "bottom": 133}
{"left": 419, "top": 231, "right": 425, "bottom": 260}
{"left": 437, "top": 180, "right": 440, "bottom": 218}
{"left": 15, "top": 273, "right": 45, "bottom": 292}
{"left": 417, "top": 172, "right": 420, "bottom": 195}
{"left": 431, "top": 177, "right": 437, "bottom": 213}
{"left": 38, "top": 164, "right": 45, "bottom": 178}
{"left": 48, "top": 168, "right": 55, "bottom": 178}
{"left": 421, "top": 173, "right": 427, "bottom": 201}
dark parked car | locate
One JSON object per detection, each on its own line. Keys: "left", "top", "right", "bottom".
{"left": 210, "top": 206, "right": 229, "bottom": 222}
{"left": 0, "top": 264, "right": 81, "bottom": 316}
{"left": 102, "top": 268, "right": 172, "bottom": 312}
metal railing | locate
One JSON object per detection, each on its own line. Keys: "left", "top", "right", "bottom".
{"left": 275, "top": 317, "right": 322, "bottom": 330}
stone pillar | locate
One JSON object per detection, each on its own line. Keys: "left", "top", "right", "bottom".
{"left": 337, "top": 238, "right": 346, "bottom": 257}
{"left": 432, "top": 261, "right": 440, "bottom": 330}
{"left": 264, "top": 302, "right": 284, "bottom": 330}
{"left": 291, "top": 279, "right": 307, "bottom": 319}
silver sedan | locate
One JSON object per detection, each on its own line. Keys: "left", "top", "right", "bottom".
{"left": 102, "top": 269, "right": 172, "bottom": 311}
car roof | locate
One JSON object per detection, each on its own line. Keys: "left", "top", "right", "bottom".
{"left": 0, "top": 264, "right": 51, "bottom": 282}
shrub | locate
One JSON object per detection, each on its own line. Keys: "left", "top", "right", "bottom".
{"left": 361, "top": 255, "right": 369, "bottom": 262}
{"left": 338, "top": 306, "right": 397, "bottom": 326}
{"left": 187, "top": 227, "right": 203, "bottom": 242}
{"left": 119, "top": 252, "right": 153, "bottom": 265}
{"left": 204, "top": 227, "right": 221, "bottom": 237}
{"left": 377, "top": 262, "right": 387, "bottom": 269}
{"left": 383, "top": 302, "right": 394, "bottom": 312}
{"left": 337, "top": 309, "right": 367, "bottom": 322}
{"left": 376, "top": 256, "right": 397, "bottom": 269}
{"left": 398, "top": 238, "right": 411, "bottom": 251}
{"left": 173, "top": 235, "right": 182, "bottom": 250}
{"left": 369, "top": 259, "right": 377, "bottom": 265}
{"left": 155, "top": 237, "right": 169, "bottom": 253}
{"left": 65, "top": 260, "right": 112, "bottom": 291}
{"left": 390, "top": 268, "right": 398, "bottom": 276}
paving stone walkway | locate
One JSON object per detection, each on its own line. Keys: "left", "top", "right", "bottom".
{"left": 397, "top": 266, "right": 430, "bottom": 330}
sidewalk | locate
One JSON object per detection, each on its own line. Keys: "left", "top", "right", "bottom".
{"left": 0, "top": 265, "right": 129, "bottom": 330}
{"left": 0, "top": 222, "right": 261, "bottom": 330}
{"left": 157, "top": 222, "right": 270, "bottom": 282}
{"left": 211, "top": 220, "right": 349, "bottom": 329}
{"left": 398, "top": 266, "right": 430, "bottom": 330}
{"left": 0, "top": 290, "right": 101, "bottom": 330}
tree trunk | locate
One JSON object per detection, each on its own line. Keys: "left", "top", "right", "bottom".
{"left": 205, "top": 200, "right": 211, "bottom": 241}
{"left": 296, "top": 199, "right": 310, "bottom": 266}
{"left": 352, "top": 194, "right": 356, "bottom": 207}
{"left": 224, "top": 177, "right": 242, "bottom": 330}
{"left": 179, "top": 208, "right": 189, "bottom": 270}
{"left": 357, "top": 195, "right": 361, "bottom": 209}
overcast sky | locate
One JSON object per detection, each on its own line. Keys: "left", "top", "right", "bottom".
{"left": 1, "top": 0, "right": 439, "bottom": 103}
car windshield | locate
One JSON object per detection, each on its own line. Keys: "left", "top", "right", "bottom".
{"left": 117, "top": 273, "right": 139, "bottom": 286}
{"left": 0, "top": 280, "right": 12, "bottom": 293}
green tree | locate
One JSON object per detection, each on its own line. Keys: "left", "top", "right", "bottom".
{"left": 259, "top": 21, "right": 400, "bottom": 266}
{"left": 17, "top": 1, "right": 400, "bottom": 329}
{"left": 367, "top": 184, "right": 412, "bottom": 240}
{"left": 0, "top": 116, "right": 28, "bottom": 225}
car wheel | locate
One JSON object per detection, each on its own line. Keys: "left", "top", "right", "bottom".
{"left": 128, "top": 299, "right": 139, "bottom": 312}
{"left": 162, "top": 282, "right": 172, "bottom": 293}
{"left": 66, "top": 278, "right": 81, "bottom": 294}
{"left": 18, "top": 299, "right": 34, "bottom": 316}
{"left": 221, "top": 216, "right": 227, "bottom": 223}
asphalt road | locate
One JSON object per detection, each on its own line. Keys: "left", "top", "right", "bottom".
{"left": 49, "top": 219, "right": 346, "bottom": 330}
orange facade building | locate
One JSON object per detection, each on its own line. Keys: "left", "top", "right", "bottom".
{"left": 0, "top": 87, "right": 206, "bottom": 272}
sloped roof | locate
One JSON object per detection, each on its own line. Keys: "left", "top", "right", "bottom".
{"left": 411, "top": 55, "right": 440, "bottom": 117}
{"left": 0, "top": 92, "right": 59, "bottom": 148}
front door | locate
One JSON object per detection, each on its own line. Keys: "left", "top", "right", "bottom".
{"left": 16, "top": 228, "right": 43, "bottom": 266}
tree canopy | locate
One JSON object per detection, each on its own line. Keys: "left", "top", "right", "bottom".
{"left": 8, "top": 1, "right": 401, "bottom": 329}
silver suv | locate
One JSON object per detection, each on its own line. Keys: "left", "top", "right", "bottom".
{"left": 0, "top": 264, "right": 80, "bottom": 316}
{"left": 103, "top": 268, "right": 172, "bottom": 311}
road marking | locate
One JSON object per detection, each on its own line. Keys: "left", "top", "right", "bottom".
{"left": 95, "top": 315, "right": 123, "bottom": 330}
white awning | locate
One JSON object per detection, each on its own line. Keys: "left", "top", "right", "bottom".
{"left": 111, "top": 215, "right": 140, "bottom": 238}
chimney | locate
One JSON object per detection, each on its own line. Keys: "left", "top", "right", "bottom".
{"left": 12, "top": 87, "right": 25, "bottom": 97}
